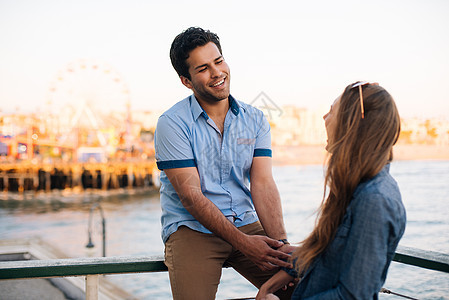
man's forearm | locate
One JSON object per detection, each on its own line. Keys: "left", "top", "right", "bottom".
{"left": 251, "top": 179, "right": 288, "bottom": 240}
{"left": 179, "top": 188, "right": 248, "bottom": 248}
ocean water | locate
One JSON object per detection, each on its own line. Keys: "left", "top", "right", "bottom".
{"left": 0, "top": 160, "right": 448, "bottom": 299}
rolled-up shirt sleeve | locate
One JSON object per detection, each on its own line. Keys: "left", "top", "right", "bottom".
{"left": 282, "top": 259, "right": 299, "bottom": 279}
{"left": 155, "top": 115, "right": 195, "bottom": 170}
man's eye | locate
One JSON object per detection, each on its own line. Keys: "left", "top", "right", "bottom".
{"left": 198, "top": 68, "right": 207, "bottom": 72}
{"left": 216, "top": 60, "right": 223, "bottom": 64}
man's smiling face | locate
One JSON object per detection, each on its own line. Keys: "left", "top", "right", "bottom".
{"left": 181, "top": 42, "right": 231, "bottom": 104}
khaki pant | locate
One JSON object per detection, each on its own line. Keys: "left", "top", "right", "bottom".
{"left": 164, "top": 221, "right": 293, "bottom": 300}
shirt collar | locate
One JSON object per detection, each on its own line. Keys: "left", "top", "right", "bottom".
{"left": 190, "top": 95, "right": 207, "bottom": 120}
{"left": 190, "top": 94, "right": 241, "bottom": 121}
{"left": 229, "top": 95, "right": 240, "bottom": 116}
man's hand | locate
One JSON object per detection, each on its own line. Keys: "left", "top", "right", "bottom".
{"left": 237, "top": 235, "right": 293, "bottom": 270}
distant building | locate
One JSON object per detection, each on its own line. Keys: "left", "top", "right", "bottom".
{"left": 400, "top": 117, "right": 449, "bottom": 145}
{"left": 1, "top": 106, "right": 448, "bottom": 162}
{"left": 270, "top": 106, "right": 326, "bottom": 146}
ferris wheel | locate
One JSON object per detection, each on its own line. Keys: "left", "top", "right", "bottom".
{"left": 47, "top": 59, "right": 132, "bottom": 148}
{"left": 48, "top": 59, "right": 130, "bottom": 114}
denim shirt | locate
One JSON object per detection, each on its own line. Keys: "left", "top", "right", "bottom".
{"left": 285, "top": 164, "right": 406, "bottom": 299}
{"left": 154, "top": 94, "right": 272, "bottom": 243}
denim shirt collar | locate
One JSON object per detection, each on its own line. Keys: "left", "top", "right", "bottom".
{"left": 353, "top": 164, "right": 390, "bottom": 199}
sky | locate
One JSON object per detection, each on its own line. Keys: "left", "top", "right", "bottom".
{"left": 0, "top": 0, "right": 448, "bottom": 119}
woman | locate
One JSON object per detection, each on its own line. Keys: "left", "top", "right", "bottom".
{"left": 257, "top": 82, "right": 406, "bottom": 299}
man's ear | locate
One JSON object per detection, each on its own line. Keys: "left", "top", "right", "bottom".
{"left": 180, "top": 76, "right": 193, "bottom": 90}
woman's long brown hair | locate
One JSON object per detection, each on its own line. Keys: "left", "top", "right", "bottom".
{"left": 292, "top": 82, "right": 401, "bottom": 274}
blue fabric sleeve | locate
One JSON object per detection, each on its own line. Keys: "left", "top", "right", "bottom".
{"left": 281, "top": 256, "right": 299, "bottom": 278}
{"left": 254, "top": 110, "right": 272, "bottom": 152}
{"left": 254, "top": 149, "right": 272, "bottom": 157}
{"left": 304, "top": 287, "right": 348, "bottom": 300}
{"left": 156, "top": 159, "right": 196, "bottom": 170}
{"left": 154, "top": 115, "right": 195, "bottom": 170}
{"left": 282, "top": 266, "right": 298, "bottom": 279}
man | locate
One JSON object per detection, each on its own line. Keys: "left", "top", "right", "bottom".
{"left": 155, "top": 27, "right": 293, "bottom": 299}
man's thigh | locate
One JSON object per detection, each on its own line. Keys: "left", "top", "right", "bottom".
{"left": 164, "top": 226, "right": 232, "bottom": 300}
{"left": 226, "top": 222, "right": 277, "bottom": 287}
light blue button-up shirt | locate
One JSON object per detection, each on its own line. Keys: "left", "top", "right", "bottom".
{"left": 155, "top": 94, "right": 272, "bottom": 243}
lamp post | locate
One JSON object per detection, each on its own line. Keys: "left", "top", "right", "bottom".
{"left": 85, "top": 202, "right": 106, "bottom": 257}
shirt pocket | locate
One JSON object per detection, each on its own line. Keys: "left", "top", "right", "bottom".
{"left": 334, "top": 223, "right": 350, "bottom": 238}
{"left": 235, "top": 138, "right": 256, "bottom": 169}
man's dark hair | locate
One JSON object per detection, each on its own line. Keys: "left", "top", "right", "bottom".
{"left": 170, "top": 27, "right": 222, "bottom": 80}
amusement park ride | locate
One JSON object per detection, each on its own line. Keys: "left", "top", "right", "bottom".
{"left": 2, "top": 59, "right": 139, "bottom": 163}
{"left": 0, "top": 60, "right": 157, "bottom": 194}
{"left": 48, "top": 58, "right": 134, "bottom": 162}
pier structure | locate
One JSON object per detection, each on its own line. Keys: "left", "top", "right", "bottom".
{"left": 0, "top": 238, "right": 448, "bottom": 299}
{"left": 0, "top": 160, "right": 157, "bottom": 195}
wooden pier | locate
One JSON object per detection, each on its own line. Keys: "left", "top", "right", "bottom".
{"left": 0, "top": 160, "right": 158, "bottom": 195}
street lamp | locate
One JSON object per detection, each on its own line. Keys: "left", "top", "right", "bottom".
{"left": 85, "top": 202, "right": 106, "bottom": 257}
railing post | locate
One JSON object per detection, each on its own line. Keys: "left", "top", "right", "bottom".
{"left": 85, "top": 274, "right": 99, "bottom": 300}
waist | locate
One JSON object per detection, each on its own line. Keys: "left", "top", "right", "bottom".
{"left": 161, "top": 210, "right": 259, "bottom": 243}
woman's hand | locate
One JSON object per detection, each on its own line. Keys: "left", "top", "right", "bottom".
{"left": 256, "top": 270, "right": 295, "bottom": 300}
{"left": 256, "top": 293, "right": 280, "bottom": 300}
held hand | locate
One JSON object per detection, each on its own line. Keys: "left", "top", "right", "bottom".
{"left": 239, "top": 235, "right": 293, "bottom": 271}
{"left": 280, "top": 277, "right": 299, "bottom": 291}
{"left": 277, "top": 243, "right": 297, "bottom": 255}
{"left": 256, "top": 293, "right": 280, "bottom": 300}
{"left": 256, "top": 270, "right": 296, "bottom": 300}
{"left": 276, "top": 244, "right": 299, "bottom": 290}
{"left": 256, "top": 284, "right": 274, "bottom": 300}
